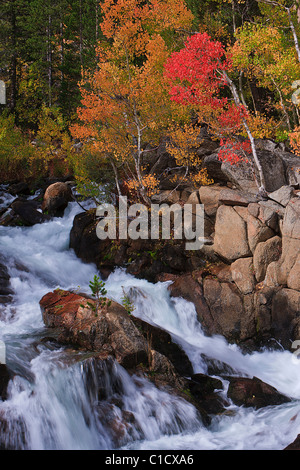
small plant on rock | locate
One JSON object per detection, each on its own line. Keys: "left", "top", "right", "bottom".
{"left": 84, "top": 275, "right": 111, "bottom": 317}
{"left": 121, "top": 287, "right": 135, "bottom": 316}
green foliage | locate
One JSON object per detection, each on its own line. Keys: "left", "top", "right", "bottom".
{"left": 121, "top": 288, "right": 135, "bottom": 316}
{"left": 1, "top": 0, "right": 300, "bottom": 192}
{"left": 68, "top": 148, "right": 116, "bottom": 204}
{"left": 0, "top": 113, "right": 34, "bottom": 183}
{"left": 87, "top": 275, "right": 111, "bottom": 317}
{"left": 29, "top": 105, "right": 74, "bottom": 179}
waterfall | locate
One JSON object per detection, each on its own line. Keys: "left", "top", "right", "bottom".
{"left": 0, "top": 188, "right": 300, "bottom": 450}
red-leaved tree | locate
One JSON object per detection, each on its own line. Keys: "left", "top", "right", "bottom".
{"left": 164, "top": 32, "right": 266, "bottom": 192}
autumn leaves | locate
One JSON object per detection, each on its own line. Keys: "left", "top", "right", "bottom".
{"left": 71, "top": 0, "right": 300, "bottom": 203}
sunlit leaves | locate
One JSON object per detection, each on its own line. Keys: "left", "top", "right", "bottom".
{"left": 71, "top": 0, "right": 194, "bottom": 202}
{"left": 165, "top": 32, "right": 249, "bottom": 165}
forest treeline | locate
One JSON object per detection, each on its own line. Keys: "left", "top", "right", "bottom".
{"left": 1, "top": 0, "right": 300, "bottom": 200}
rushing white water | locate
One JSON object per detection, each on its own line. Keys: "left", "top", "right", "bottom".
{"left": 0, "top": 189, "right": 300, "bottom": 450}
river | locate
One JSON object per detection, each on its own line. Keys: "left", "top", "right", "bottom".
{"left": 0, "top": 187, "right": 300, "bottom": 450}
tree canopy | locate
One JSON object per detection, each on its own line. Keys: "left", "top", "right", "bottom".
{"left": 1, "top": 0, "right": 300, "bottom": 194}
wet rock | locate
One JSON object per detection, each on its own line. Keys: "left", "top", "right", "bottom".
{"left": 227, "top": 376, "right": 291, "bottom": 409}
{"left": 0, "top": 364, "right": 10, "bottom": 400}
{"left": 40, "top": 289, "right": 193, "bottom": 377}
{"left": 40, "top": 289, "right": 148, "bottom": 370}
{"left": 271, "top": 288, "right": 300, "bottom": 348}
{"left": 69, "top": 209, "right": 200, "bottom": 283}
{"left": 131, "top": 316, "right": 193, "bottom": 377}
{"left": 69, "top": 210, "right": 103, "bottom": 264}
{"left": 0, "top": 410, "right": 28, "bottom": 450}
{"left": 0, "top": 262, "right": 13, "bottom": 305}
{"left": 190, "top": 373, "right": 223, "bottom": 396}
{"left": 8, "top": 182, "right": 30, "bottom": 196}
{"left": 186, "top": 373, "right": 228, "bottom": 421}
{"left": 148, "top": 350, "right": 186, "bottom": 389}
{"left": 203, "top": 279, "right": 247, "bottom": 343}
{"left": 284, "top": 434, "right": 300, "bottom": 450}
{"left": 10, "top": 199, "right": 46, "bottom": 226}
{"left": 42, "top": 182, "right": 73, "bottom": 217}
{"left": 168, "top": 271, "right": 257, "bottom": 347}
{"left": 167, "top": 272, "right": 213, "bottom": 330}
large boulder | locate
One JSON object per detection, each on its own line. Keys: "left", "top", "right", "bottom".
{"left": 268, "top": 185, "right": 295, "bottom": 207}
{"left": 167, "top": 272, "right": 213, "bottom": 331}
{"left": 253, "top": 236, "right": 282, "bottom": 282}
{"left": 257, "top": 151, "right": 287, "bottom": 192}
{"left": 7, "top": 182, "right": 30, "bottom": 196}
{"left": 39, "top": 289, "right": 192, "bottom": 375}
{"left": 198, "top": 184, "right": 227, "bottom": 217}
{"left": 227, "top": 376, "right": 291, "bottom": 409}
{"left": 276, "top": 198, "right": 300, "bottom": 286}
{"left": 287, "top": 254, "right": 300, "bottom": 291}
{"left": 213, "top": 205, "right": 251, "bottom": 262}
{"left": 282, "top": 197, "right": 300, "bottom": 239}
{"left": 247, "top": 214, "right": 275, "bottom": 253}
{"left": 40, "top": 289, "right": 149, "bottom": 369}
{"left": 230, "top": 257, "right": 256, "bottom": 295}
{"left": 271, "top": 288, "right": 300, "bottom": 348}
{"left": 10, "top": 199, "right": 46, "bottom": 226}
{"left": 202, "top": 279, "right": 253, "bottom": 343}
{"left": 187, "top": 373, "right": 228, "bottom": 418}
{"left": 42, "top": 182, "right": 73, "bottom": 217}
{"left": 130, "top": 316, "right": 193, "bottom": 377}
{"left": 203, "top": 138, "right": 300, "bottom": 193}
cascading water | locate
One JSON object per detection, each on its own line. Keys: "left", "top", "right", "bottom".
{"left": 0, "top": 187, "right": 300, "bottom": 450}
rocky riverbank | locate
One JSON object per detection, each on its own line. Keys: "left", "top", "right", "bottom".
{"left": 38, "top": 288, "right": 292, "bottom": 428}
{"left": 69, "top": 183, "right": 300, "bottom": 353}
{"left": 1, "top": 135, "right": 300, "bottom": 447}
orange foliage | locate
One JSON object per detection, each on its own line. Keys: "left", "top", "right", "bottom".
{"left": 289, "top": 127, "right": 300, "bottom": 156}
{"left": 71, "top": 0, "right": 194, "bottom": 204}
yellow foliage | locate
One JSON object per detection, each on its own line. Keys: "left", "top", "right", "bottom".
{"left": 125, "top": 174, "right": 160, "bottom": 198}
{"left": 193, "top": 168, "right": 214, "bottom": 186}
{"left": 289, "top": 127, "right": 300, "bottom": 156}
{"left": 72, "top": 0, "right": 194, "bottom": 204}
{"left": 166, "top": 123, "right": 202, "bottom": 167}
{"left": 240, "top": 112, "right": 278, "bottom": 140}
{"left": 29, "top": 106, "right": 73, "bottom": 179}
